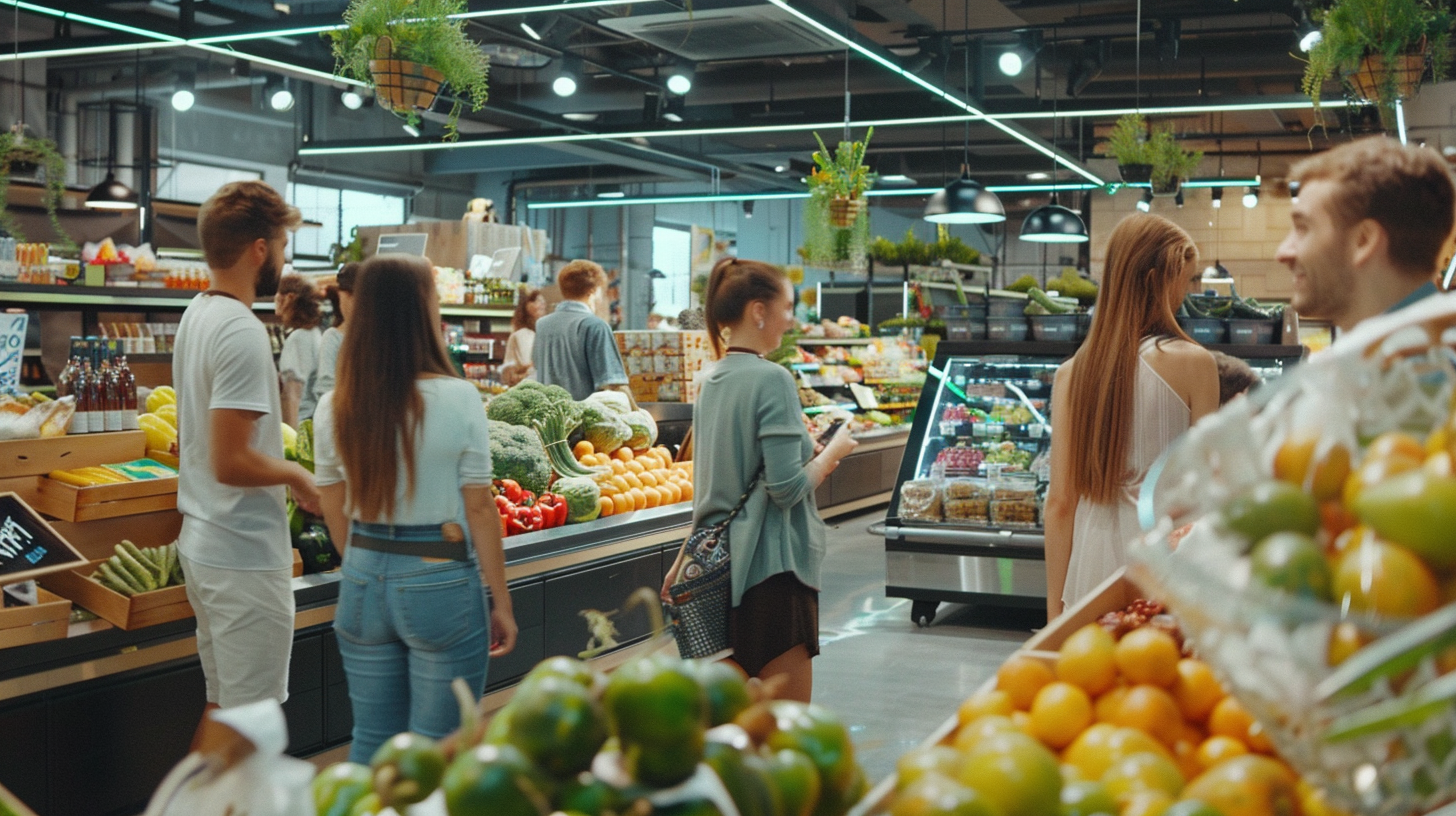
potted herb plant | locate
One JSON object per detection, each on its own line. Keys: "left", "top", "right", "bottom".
{"left": 329, "top": 0, "right": 491, "bottom": 141}
{"left": 0, "top": 127, "right": 74, "bottom": 250}
{"left": 1148, "top": 127, "right": 1203, "bottom": 197}
{"left": 808, "top": 128, "right": 876, "bottom": 227}
{"left": 1302, "top": 0, "right": 1453, "bottom": 128}
{"left": 1105, "top": 113, "right": 1154, "bottom": 184}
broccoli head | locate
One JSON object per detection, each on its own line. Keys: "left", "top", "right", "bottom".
{"left": 488, "top": 419, "right": 553, "bottom": 495}
{"left": 486, "top": 380, "right": 581, "bottom": 428}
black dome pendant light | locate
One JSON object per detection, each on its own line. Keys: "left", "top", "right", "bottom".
{"left": 1021, "top": 29, "right": 1088, "bottom": 243}
{"left": 85, "top": 106, "right": 138, "bottom": 211}
{"left": 925, "top": 0, "right": 1004, "bottom": 225}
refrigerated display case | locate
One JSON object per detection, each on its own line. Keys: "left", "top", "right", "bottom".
{"left": 881, "top": 340, "right": 1305, "bottom": 626}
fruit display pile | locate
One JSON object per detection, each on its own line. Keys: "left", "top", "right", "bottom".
{"left": 87, "top": 540, "right": 184, "bottom": 596}
{"left": 138, "top": 385, "right": 178, "bottom": 454}
{"left": 575, "top": 443, "right": 693, "bottom": 518}
{"left": 312, "top": 651, "right": 864, "bottom": 816}
{"left": 888, "top": 621, "right": 1336, "bottom": 816}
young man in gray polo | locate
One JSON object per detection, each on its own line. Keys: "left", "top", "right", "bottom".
{"left": 533, "top": 259, "right": 631, "bottom": 400}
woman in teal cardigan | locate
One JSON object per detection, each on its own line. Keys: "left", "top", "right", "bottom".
{"left": 665, "top": 257, "right": 857, "bottom": 701}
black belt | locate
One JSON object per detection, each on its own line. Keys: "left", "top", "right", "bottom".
{"left": 350, "top": 534, "right": 470, "bottom": 561}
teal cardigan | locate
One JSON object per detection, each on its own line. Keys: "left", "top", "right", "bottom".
{"left": 691, "top": 353, "right": 826, "bottom": 606}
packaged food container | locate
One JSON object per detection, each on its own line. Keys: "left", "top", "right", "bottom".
{"left": 989, "top": 473, "right": 1039, "bottom": 525}
{"left": 898, "top": 479, "right": 942, "bottom": 522}
{"left": 943, "top": 478, "right": 992, "bottom": 523}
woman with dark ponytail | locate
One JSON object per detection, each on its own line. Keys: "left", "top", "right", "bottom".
{"left": 662, "top": 257, "right": 856, "bottom": 701}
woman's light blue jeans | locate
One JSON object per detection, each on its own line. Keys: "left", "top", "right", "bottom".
{"left": 335, "top": 524, "right": 489, "bottom": 763}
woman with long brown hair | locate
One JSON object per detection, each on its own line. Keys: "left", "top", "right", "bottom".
{"left": 1044, "top": 213, "right": 1219, "bottom": 618}
{"left": 662, "top": 257, "right": 856, "bottom": 702}
{"left": 312, "top": 254, "right": 516, "bottom": 763}
{"left": 274, "top": 274, "right": 323, "bottom": 426}
{"left": 500, "top": 287, "right": 545, "bottom": 386}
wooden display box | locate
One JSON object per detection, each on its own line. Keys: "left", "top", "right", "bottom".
{"left": 0, "top": 588, "right": 71, "bottom": 649}
{"left": 33, "top": 475, "right": 178, "bottom": 522}
{"left": 1020, "top": 568, "right": 1140, "bottom": 655}
{"left": 0, "top": 430, "right": 147, "bottom": 478}
{"left": 39, "top": 559, "right": 192, "bottom": 630}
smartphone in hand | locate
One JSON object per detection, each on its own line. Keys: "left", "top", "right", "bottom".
{"left": 816, "top": 419, "right": 847, "bottom": 447}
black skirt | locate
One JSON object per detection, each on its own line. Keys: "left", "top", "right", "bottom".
{"left": 728, "top": 571, "right": 820, "bottom": 677}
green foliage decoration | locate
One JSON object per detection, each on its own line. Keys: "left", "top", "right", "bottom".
{"left": 1148, "top": 127, "right": 1203, "bottom": 193}
{"left": 1302, "top": 0, "right": 1453, "bottom": 128}
{"left": 0, "top": 129, "right": 75, "bottom": 251}
{"left": 1104, "top": 113, "right": 1153, "bottom": 167}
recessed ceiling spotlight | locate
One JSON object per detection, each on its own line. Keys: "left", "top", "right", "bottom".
{"left": 998, "top": 51, "right": 1024, "bottom": 77}
{"left": 553, "top": 54, "right": 582, "bottom": 97}
{"left": 775, "top": 164, "right": 786, "bottom": 173}
{"left": 1211, "top": 187, "right": 1223, "bottom": 209}
{"left": 1027, "top": 171, "right": 1050, "bottom": 180}
{"left": 264, "top": 76, "right": 293, "bottom": 111}
{"left": 666, "top": 62, "right": 695, "bottom": 95}
{"left": 1243, "top": 187, "right": 1260, "bottom": 208}
{"left": 341, "top": 90, "right": 364, "bottom": 110}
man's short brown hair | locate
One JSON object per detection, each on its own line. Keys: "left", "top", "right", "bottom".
{"left": 557, "top": 259, "right": 606, "bottom": 299}
{"left": 1290, "top": 137, "right": 1456, "bottom": 277}
{"left": 197, "top": 181, "right": 302, "bottom": 269}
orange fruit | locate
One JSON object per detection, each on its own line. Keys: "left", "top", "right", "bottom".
{"left": 1109, "top": 685, "right": 1183, "bottom": 747}
{"left": 1101, "top": 752, "right": 1184, "bottom": 804}
{"left": 958, "top": 690, "right": 1015, "bottom": 725}
{"left": 953, "top": 715, "right": 1017, "bottom": 751}
{"left": 1327, "top": 622, "right": 1373, "bottom": 667}
{"left": 1105, "top": 727, "right": 1175, "bottom": 764}
{"left": 1182, "top": 755, "right": 1299, "bottom": 816}
{"left": 1333, "top": 538, "right": 1442, "bottom": 618}
{"left": 1273, "top": 436, "right": 1352, "bottom": 501}
{"left": 1010, "top": 710, "right": 1034, "bottom": 734}
{"left": 1245, "top": 721, "right": 1275, "bottom": 754}
{"left": 1057, "top": 624, "right": 1119, "bottom": 696}
{"left": 1095, "top": 686, "right": 1131, "bottom": 723}
{"left": 1062, "top": 723, "right": 1120, "bottom": 781}
{"left": 1207, "top": 696, "right": 1257, "bottom": 748}
{"left": 614, "top": 446, "right": 634, "bottom": 461}
{"left": 1171, "top": 659, "right": 1224, "bottom": 724}
{"left": 1195, "top": 735, "right": 1249, "bottom": 771}
{"left": 956, "top": 731, "right": 1062, "bottom": 816}
{"left": 573, "top": 440, "right": 595, "bottom": 459}
{"left": 1028, "top": 681, "right": 1093, "bottom": 749}
{"left": 597, "top": 496, "right": 614, "bottom": 518}
{"left": 612, "top": 493, "right": 631, "bottom": 515}
{"left": 1369, "top": 431, "right": 1427, "bottom": 463}
{"left": 1114, "top": 629, "right": 1182, "bottom": 688}
{"left": 627, "top": 488, "right": 647, "bottom": 511}
{"left": 1298, "top": 779, "right": 1355, "bottom": 816}
{"left": 1119, "top": 790, "right": 1175, "bottom": 816}
{"left": 1173, "top": 738, "right": 1203, "bottom": 782}
{"left": 997, "top": 656, "right": 1057, "bottom": 710}
{"left": 894, "top": 746, "right": 964, "bottom": 791}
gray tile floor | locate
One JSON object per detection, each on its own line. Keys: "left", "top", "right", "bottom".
{"left": 813, "top": 509, "right": 1046, "bottom": 785}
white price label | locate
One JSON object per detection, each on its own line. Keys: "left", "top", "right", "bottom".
{"left": 0, "top": 313, "right": 27, "bottom": 389}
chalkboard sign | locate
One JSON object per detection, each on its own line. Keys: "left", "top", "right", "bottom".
{"left": 0, "top": 492, "right": 88, "bottom": 584}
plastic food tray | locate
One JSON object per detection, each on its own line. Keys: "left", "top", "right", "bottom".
{"left": 1028, "top": 314, "right": 1079, "bottom": 341}
{"left": 986, "top": 317, "right": 1029, "bottom": 341}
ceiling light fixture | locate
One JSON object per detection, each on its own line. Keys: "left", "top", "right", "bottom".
{"left": 402, "top": 123, "right": 421, "bottom": 137}
{"left": 553, "top": 54, "right": 582, "bottom": 97}
{"left": 85, "top": 103, "right": 138, "bottom": 211}
{"left": 1027, "top": 171, "right": 1050, "bottom": 180}
{"left": 1020, "top": 32, "right": 1088, "bottom": 244}
{"left": 662, "top": 96, "right": 685, "bottom": 122}
{"left": 341, "top": 90, "right": 364, "bottom": 110}
{"left": 1137, "top": 190, "right": 1153, "bottom": 212}
{"left": 1243, "top": 187, "right": 1259, "bottom": 208}
{"left": 998, "top": 51, "right": 1023, "bottom": 77}
{"left": 597, "top": 184, "right": 625, "bottom": 198}
{"left": 743, "top": 201, "right": 755, "bottom": 218}
{"left": 879, "top": 174, "right": 915, "bottom": 184}
{"left": 774, "top": 164, "right": 787, "bottom": 173}
{"left": 264, "top": 76, "right": 294, "bottom": 111}
{"left": 523, "top": 183, "right": 1104, "bottom": 210}
{"left": 665, "top": 62, "right": 695, "bottom": 95}
{"left": 1211, "top": 187, "right": 1222, "bottom": 208}
{"left": 170, "top": 71, "right": 195, "bottom": 112}
{"left": 1175, "top": 189, "right": 1184, "bottom": 208}
{"left": 520, "top": 20, "right": 542, "bottom": 40}
{"left": 928, "top": 0, "right": 1006, "bottom": 225}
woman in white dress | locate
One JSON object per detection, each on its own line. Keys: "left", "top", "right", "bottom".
{"left": 499, "top": 288, "right": 545, "bottom": 386}
{"left": 1043, "top": 213, "right": 1220, "bottom": 619}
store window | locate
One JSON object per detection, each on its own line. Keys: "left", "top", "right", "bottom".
{"left": 287, "top": 182, "right": 409, "bottom": 260}
{"left": 651, "top": 225, "right": 692, "bottom": 318}
{"left": 155, "top": 162, "right": 261, "bottom": 204}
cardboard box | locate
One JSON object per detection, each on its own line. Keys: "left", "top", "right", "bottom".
{"left": 33, "top": 475, "right": 178, "bottom": 522}
{"left": 0, "top": 431, "right": 147, "bottom": 478}
{"left": 0, "top": 587, "right": 70, "bottom": 649}
{"left": 39, "top": 558, "right": 192, "bottom": 630}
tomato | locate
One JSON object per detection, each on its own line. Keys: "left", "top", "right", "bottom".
{"left": 1182, "top": 755, "right": 1299, "bottom": 816}
{"left": 1332, "top": 537, "right": 1441, "bottom": 617}
{"left": 1352, "top": 469, "right": 1456, "bottom": 570}
{"left": 1059, "top": 780, "right": 1118, "bottom": 816}
{"left": 312, "top": 762, "right": 373, "bottom": 816}
{"left": 1220, "top": 481, "right": 1319, "bottom": 545}
{"left": 1249, "top": 532, "right": 1332, "bottom": 601}
{"left": 891, "top": 773, "right": 998, "bottom": 816}
{"left": 956, "top": 731, "right": 1062, "bottom": 816}
{"left": 442, "top": 744, "right": 552, "bottom": 816}
{"left": 370, "top": 732, "right": 447, "bottom": 808}
{"left": 503, "top": 675, "right": 608, "bottom": 778}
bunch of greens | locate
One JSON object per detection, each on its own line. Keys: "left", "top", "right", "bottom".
{"left": 1149, "top": 126, "right": 1203, "bottom": 192}
{"left": 1104, "top": 112, "right": 1152, "bottom": 166}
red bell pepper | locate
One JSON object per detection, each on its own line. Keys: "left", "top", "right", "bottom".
{"left": 536, "top": 493, "right": 567, "bottom": 528}
{"left": 497, "top": 479, "right": 523, "bottom": 505}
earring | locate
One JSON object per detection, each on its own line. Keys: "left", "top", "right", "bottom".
{"left": 757, "top": 320, "right": 764, "bottom": 330}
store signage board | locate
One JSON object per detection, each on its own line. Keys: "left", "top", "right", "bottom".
{"left": 0, "top": 313, "right": 27, "bottom": 390}
{"left": 0, "top": 492, "right": 89, "bottom": 585}
{"left": 489, "top": 247, "right": 521, "bottom": 277}
{"left": 377, "top": 233, "right": 429, "bottom": 258}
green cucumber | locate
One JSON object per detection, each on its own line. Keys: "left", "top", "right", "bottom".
{"left": 113, "top": 549, "right": 156, "bottom": 593}
{"left": 1026, "top": 287, "right": 1073, "bottom": 315}
{"left": 98, "top": 561, "right": 138, "bottom": 596}
{"left": 121, "top": 541, "right": 164, "bottom": 586}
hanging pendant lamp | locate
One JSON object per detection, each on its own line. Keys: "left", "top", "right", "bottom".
{"left": 1021, "top": 203, "right": 1088, "bottom": 242}
{"left": 924, "top": 166, "right": 1005, "bottom": 224}
{"left": 85, "top": 103, "right": 138, "bottom": 211}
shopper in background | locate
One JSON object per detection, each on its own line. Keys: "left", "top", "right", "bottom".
{"left": 274, "top": 274, "right": 324, "bottom": 427}
{"left": 313, "top": 262, "right": 358, "bottom": 404}
{"left": 173, "top": 181, "right": 320, "bottom": 724}
{"left": 1211, "top": 351, "right": 1259, "bottom": 405}
{"left": 1044, "top": 214, "right": 1218, "bottom": 620}
{"left": 533, "top": 260, "right": 630, "bottom": 400}
{"left": 664, "top": 257, "right": 857, "bottom": 702}
{"left": 1277, "top": 137, "right": 1455, "bottom": 332}
{"left": 314, "top": 253, "right": 516, "bottom": 763}
{"left": 499, "top": 288, "right": 545, "bottom": 386}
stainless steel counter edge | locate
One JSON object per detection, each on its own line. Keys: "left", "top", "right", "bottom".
{"left": 882, "top": 523, "right": 1046, "bottom": 551}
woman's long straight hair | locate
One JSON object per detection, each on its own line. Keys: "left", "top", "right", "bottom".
{"left": 1064, "top": 213, "right": 1197, "bottom": 504}
{"left": 333, "top": 254, "right": 457, "bottom": 521}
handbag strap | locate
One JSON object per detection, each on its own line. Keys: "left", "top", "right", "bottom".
{"left": 721, "top": 464, "right": 766, "bottom": 525}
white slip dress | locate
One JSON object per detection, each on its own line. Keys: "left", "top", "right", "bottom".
{"left": 1062, "top": 337, "right": 1191, "bottom": 609}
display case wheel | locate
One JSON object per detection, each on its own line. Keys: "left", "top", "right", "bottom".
{"left": 911, "top": 600, "right": 938, "bottom": 627}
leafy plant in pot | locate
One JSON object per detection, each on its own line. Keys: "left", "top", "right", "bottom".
{"left": 1302, "top": 0, "right": 1453, "bottom": 129}
{"left": 801, "top": 128, "right": 876, "bottom": 269}
{"left": 329, "top": 0, "right": 490, "bottom": 141}
{"left": 0, "top": 127, "right": 75, "bottom": 251}
{"left": 1148, "top": 127, "right": 1203, "bottom": 197}
{"left": 1105, "top": 112, "right": 1154, "bottom": 184}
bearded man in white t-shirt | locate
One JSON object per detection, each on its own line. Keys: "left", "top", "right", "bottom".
{"left": 173, "top": 181, "right": 321, "bottom": 728}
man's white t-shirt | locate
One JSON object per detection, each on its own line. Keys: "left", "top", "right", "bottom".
{"left": 173, "top": 293, "right": 291, "bottom": 571}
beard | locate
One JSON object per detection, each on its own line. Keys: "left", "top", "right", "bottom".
{"left": 254, "top": 252, "right": 282, "bottom": 297}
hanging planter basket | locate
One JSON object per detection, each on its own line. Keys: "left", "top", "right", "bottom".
{"left": 1347, "top": 51, "right": 1427, "bottom": 104}
{"left": 1118, "top": 163, "right": 1154, "bottom": 184}
{"left": 828, "top": 196, "right": 866, "bottom": 228}
{"left": 1151, "top": 177, "right": 1183, "bottom": 197}
{"left": 367, "top": 36, "right": 445, "bottom": 113}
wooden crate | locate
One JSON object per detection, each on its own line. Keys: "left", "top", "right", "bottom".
{"left": 0, "top": 431, "right": 146, "bottom": 478}
{"left": 292, "top": 549, "right": 303, "bottom": 578}
{"left": 0, "top": 588, "right": 71, "bottom": 649}
{"left": 32, "top": 475, "right": 178, "bottom": 522}
{"left": 39, "top": 559, "right": 192, "bottom": 630}
{"left": 1020, "top": 568, "right": 1141, "bottom": 655}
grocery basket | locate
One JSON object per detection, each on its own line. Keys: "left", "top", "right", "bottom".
{"left": 1127, "top": 294, "right": 1456, "bottom": 816}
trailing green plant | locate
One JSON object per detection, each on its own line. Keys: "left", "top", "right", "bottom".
{"left": 1148, "top": 126, "right": 1203, "bottom": 191}
{"left": 807, "top": 127, "right": 876, "bottom": 199}
{"left": 329, "top": 226, "right": 365, "bottom": 265}
{"left": 1302, "top": 0, "right": 1453, "bottom": 127}
{"left": 0, "top": 129, "right": 74, "bottom": 251}
{"left": 329, "top": 0, "right": 490, "bottom": 140}
{"left": 1104, "top": 112, "right": 1153, "bottom": 166}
